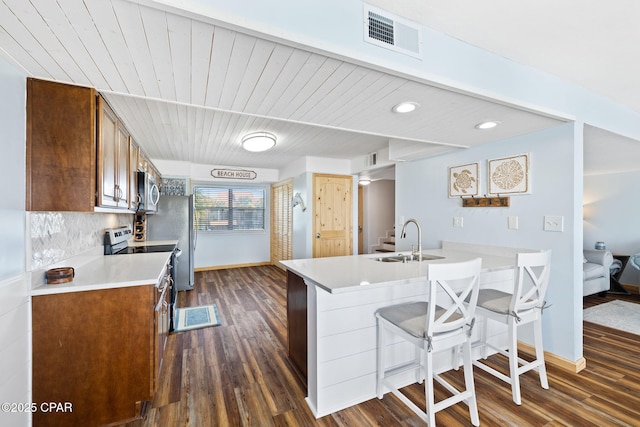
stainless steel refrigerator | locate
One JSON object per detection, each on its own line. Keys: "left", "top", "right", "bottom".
{"left": 146, "top": 195, "right": 195, "bottom": 291}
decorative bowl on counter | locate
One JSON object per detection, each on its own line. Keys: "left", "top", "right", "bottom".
{"left": 46, "top": 267, "right": 75, "bottom": 284}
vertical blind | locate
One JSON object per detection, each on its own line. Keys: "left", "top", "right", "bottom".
{"left": 194, "top": 186, "right": 265, "bottom": 231}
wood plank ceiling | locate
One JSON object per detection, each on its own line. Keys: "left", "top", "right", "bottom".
{"left": 0, "top": 0, "right": 566, "bottom": 170}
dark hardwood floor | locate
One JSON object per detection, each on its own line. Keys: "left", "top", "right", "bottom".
{"left": 122, "top": 266, "right": 640, "bottom": 426}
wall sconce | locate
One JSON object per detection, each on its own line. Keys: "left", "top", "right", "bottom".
{"left": 292, "top": 192, "right": 307, "bottom": 212}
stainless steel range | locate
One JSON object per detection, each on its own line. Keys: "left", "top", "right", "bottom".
{"left": 104, "top": 226, "right": 177, "bottom": 331}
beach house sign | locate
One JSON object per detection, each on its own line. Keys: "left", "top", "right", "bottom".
{"left": 211, "top": 168, "right": 257, "bottom": 180}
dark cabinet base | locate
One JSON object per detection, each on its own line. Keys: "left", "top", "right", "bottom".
{"left": 286, "top": 270, "right": 307, "bottom": 382}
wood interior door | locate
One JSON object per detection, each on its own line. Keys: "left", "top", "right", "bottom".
{"left": 313, "top": 174, "right": 353, "bottom": 258}
{"left": 271, "top": 179, "right": 293, "bottom": 268}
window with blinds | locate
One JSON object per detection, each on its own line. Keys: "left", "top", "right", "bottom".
{"left": 194, "top": 186, "right": 265, "bottom": 231}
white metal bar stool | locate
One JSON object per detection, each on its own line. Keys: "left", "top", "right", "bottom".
{"left": 375, "top": 257, "right": 482, "bottom": 426}
{"left": 472, "top": 250, "right": 552, "bottom": 405}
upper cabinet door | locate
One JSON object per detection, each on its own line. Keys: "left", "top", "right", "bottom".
{"left": 26, "top": 78, "right": 97, "bottom": 212}
{"left": 116, "top": 123, "right": 130, "bottom": 208}
{"left": 129, "top": 139, "right": 140, "bottom": 210}
{"left": 97, "top": 96, "right": 131, "bottom": 209}
{"left": 97, "top": 97, "right": 119, "bottom": 208}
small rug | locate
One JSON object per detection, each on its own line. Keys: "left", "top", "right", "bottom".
{"left": 583, "top": 300, "right": 640, "bottom": 335}
{"left": 174, "top": 304, "right": 221, "bottom": 332}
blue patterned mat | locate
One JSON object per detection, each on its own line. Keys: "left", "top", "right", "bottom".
{"left": 174, "top": 304, "right": 221, "bottom": 332}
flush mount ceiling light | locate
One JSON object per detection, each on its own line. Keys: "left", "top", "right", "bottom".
{"left": 474, "top": 120, "right": 501, "bottom": 130}
{"left": 391, "top": 101, "right": 420, "bottom": 114}
{"left": 359, "top": 179, "right": 371, "bottom": 186}
{"left": 242, "top": 131, "right": 276, "bottom": 152}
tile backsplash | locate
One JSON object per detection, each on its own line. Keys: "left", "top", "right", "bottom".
{"left": 29, "top": 212, "right": 132, "bottom": 270}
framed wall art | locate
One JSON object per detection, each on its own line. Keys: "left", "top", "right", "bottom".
{"left": 448, "top": 163, "right": 479, "bottom": 197}
{"left": 488, "top": 153, "right": 530, "bottom": 195}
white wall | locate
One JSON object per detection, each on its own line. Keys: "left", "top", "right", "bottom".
{"left": 363, "top": 180, "right": 395, "bottom": 253}
{"left": 0, "top": 61, "right": 26, "bottom": 279}
{"left": 396, "top": 123, "right": 582, "bottom": 362}
{"left": 584, "top": 169, "right": 640, "bottom": 286}
{"left": 192, "top": 183, "right": 272, "bottom": 268}
{"left": 0, "top": 57, "right": 31, "bottom": 427}
{"left": 292, "top": 172, "right": 312, "bottom": 259}
{"left": 152, "top": 160, "right": 278, "bottom": 269}
{"left": 194, "top": 229, "right": 272, "bottom": 268}
{"left": 158, "top": 157, "right": 357, "bottom": 268}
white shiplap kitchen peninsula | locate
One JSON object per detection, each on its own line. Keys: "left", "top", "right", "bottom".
{"left": 281, "top": 241, "right": 535, "bottom": 418}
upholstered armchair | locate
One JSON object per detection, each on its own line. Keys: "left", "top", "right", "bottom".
{"left": 583, "top": 249, "right": 614, "bottom": 296}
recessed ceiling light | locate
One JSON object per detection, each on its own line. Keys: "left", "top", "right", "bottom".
{"left": 392, "top": 102, "right": 419, "bottom": 114}
{"left": 475, "top": 121, "right": 501, "bottom": 130}
{"left": 242, "top": 131, "right": 276, "bottom": 152}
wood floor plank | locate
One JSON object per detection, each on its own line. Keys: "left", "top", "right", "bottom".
{"left": 151, "top": 331, "right": 184, "bottom": 406}
{"left": 119, "top": 266, "right": 640, "bottom": 427}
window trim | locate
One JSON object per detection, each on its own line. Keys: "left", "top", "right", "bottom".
{"left": 193, "top": 184, "right": 269, "bottom": 233}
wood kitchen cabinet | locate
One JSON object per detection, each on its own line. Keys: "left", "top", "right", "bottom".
{"left": 148, "top": 163, "right": 161, "bottom": 188}
{"left": 97, "top": 96, "right": 130, "bottom": 208}
{"left": 26, "top": 78, "right": 160, "bottom": 212}
{"left": 32, "top": 284, "right": 164, "bottom": 427}
{"left": 26, "top": 78, "right": 97, "bottom": 212}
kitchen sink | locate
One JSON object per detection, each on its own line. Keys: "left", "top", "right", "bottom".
{"left": 372, "top": 254, "right": 445, "bottom": 263}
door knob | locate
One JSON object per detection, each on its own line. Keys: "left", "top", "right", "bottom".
{"left": 316, "top": 233, "right": 321, "bottom": 238}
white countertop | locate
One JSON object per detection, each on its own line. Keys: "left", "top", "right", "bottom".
{"left": 31, "top": 240, "right": 177, "bottom": 296}
{"left": 280, "top": 247, "right": 517, "bottom": 294}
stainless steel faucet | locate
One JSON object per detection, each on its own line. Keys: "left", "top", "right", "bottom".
{"left": 401, "top": 218, "right": 422, "bottom": 261}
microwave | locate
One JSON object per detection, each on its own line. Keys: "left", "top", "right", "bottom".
{"left": 137, "top": 171, "right": 160, "bottom": 213}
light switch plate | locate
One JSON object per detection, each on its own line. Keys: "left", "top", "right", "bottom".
{"left": 543, "top": 215, "right": 564, "bottom": 232}
{"left": 508, "top": 216, "right": 518, "bottom": 230}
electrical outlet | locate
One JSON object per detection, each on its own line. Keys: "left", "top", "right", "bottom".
{"left": 543, "top": 215, "right": 564, "bottom": 232}
{"left": 453, "top": 217, "right": 463, "bottom": 228}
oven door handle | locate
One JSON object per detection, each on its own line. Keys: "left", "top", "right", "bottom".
{"left": 156, "top": 273, "right": 170, "bottom": 309}
{"left": 155, "top": 285, "right": 168, "bottom": 311}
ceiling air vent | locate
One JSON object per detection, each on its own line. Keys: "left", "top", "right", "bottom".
{"left": 367, "top": 152, "right": 378, "bottom": 167}
{"left": 364, "top": 5, "right": 422, "bottom": 59}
